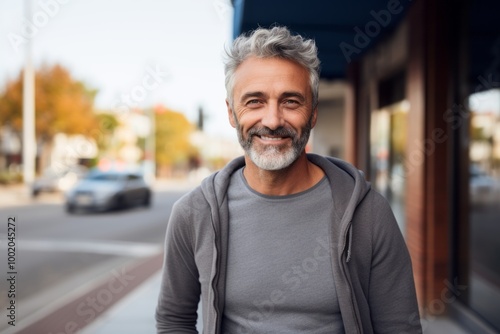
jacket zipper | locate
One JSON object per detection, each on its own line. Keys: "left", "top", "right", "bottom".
{"left": 211, "top": 214, "right": 222, "bottom": 334}
{"left": 342, "top": 223, "right": 362, "bottom": 333}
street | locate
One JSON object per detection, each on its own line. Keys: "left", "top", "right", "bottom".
{"left": 0, "top": 185, "right": 190, "bottom": 333}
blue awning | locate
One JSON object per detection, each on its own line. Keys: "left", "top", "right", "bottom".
{"left": 232, "top": 0, "right": 412, "bottom": 79}
{"left": 232, "top": 0, "right": 500, "bottom": 86}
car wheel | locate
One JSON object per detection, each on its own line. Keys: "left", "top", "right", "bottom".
{"left": 113, "top": 195, "right": 125, "bottom": 210}
{"left": 66, "top": 204, "right": 75, "bottom": 214}
{"left": 143, "top": 192, "right": 151, "bottom": 207}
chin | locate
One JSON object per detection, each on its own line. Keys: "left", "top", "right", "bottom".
{"left": 248, "top": 148, "right": 299, "bottom": 171}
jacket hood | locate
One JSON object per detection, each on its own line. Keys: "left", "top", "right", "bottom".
{"left": 200, "top": 156, "right": 245, "bottom": 210}
{"left": 201, "top": 154, "right": 371, "bottom": 244}
{"left": 309, "top": 154, "right": 371, "bottom": 218}
{"left": 307, "top": 154, "right": 371, "bottom": 262}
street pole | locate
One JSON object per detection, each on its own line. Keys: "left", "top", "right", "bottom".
{"left": 22, "top": 0, "right": 36, "bottom": 186}
{"left": 144, "top": 108, "right": 156, "bottom": 185}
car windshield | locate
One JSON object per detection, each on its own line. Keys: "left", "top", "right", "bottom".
{"left": 86, "top": 173, "right": 122, "bottom": 181}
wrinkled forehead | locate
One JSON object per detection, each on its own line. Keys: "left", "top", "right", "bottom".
{"left": 232, "top": 56, "right": 312, "bottom": 98}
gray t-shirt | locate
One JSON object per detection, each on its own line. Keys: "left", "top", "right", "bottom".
{"left": 221, "top": 168, "right": 344, "bottom": 334}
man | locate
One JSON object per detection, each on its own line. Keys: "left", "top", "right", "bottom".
{"left": 156, "top": 26, "right": 422, "bottom": 333}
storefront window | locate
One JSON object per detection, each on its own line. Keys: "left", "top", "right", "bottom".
{"left": 370, "top": 100, "right": 409, "bottom": 235}
{"left": 468, "top": 88, "right": 500, "bottom": 330}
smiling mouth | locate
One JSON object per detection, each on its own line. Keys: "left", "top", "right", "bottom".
{"left": 260, "top": 135, "right": 286, "bottom": 141}
{"left": 248, "top": 127, "right": 295, "bottom": 143}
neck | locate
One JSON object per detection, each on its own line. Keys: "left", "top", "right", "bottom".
{"left": 243, "top": 153, "right": 324, "bottom": 196}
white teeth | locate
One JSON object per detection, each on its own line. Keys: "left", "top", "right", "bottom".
{"left": 261, "top": 136, "right": 283, "bottom": 141}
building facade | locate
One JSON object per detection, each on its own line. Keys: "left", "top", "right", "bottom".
{"left": 345, "top": 1, "right": 499, "bottom": 332}
{"left": 233, "top": 0, "right": 500, "bottom": 332}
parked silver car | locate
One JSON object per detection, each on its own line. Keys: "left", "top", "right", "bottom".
{"left": 32, "top": 165, "right": 88, "bottom": 197}
{"left": 65, "top": 170, "right": 151, "bottom": 213}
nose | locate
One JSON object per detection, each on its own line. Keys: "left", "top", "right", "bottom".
{"left": 261, "top": 103, "right": 284, "bottom": 130}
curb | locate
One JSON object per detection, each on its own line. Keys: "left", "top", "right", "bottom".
{"left": 0, "top": 184, "right": 63, "bottom": 208}
{"left": 3, "top": 253, "right": 163, "bottom": 334}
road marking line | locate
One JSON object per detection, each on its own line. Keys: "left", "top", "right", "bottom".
{"left": 1, "top": 237, "right": 162, "bottom": 257}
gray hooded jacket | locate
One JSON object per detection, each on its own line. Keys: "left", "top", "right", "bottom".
{"left": 156, "top": 154, "right": 422, "bottom": 333}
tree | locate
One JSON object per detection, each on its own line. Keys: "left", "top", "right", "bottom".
{"left": 94, "top": 112, "right": 119, "bottom": 151}
{"left": 0, "top": 64, "right": 98, "bottom": 140}
{"left": 0, "top": 64, "right": 99, "bottom": 171}
{"left": 154, "top": 105, "right": 197, "bottom": 176}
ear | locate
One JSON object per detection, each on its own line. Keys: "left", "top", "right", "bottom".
{"left": 310, "top": 106, "right": 318, "bottom": 128}
{"left": 226, "top": 99, "right": 236, "bottom": 128}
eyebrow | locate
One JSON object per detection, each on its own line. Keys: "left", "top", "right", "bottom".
{"left": 239, "top": 91, "right": 306, "bottom": 103}
{"left": 240, "top": 91, "right": 267, "bottom": 103}
{"left": 281, "top": 91, "right": 306, "bottom": 102}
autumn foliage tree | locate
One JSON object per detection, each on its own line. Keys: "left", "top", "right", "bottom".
{"left": 94, "top": 112, "right": 119, "bottom": 151}
{"left": 0, "top": 64, "right": 99, "bottom": 171}
{"left": 154, "top": 105, "right": 198, "bottom": 177}
{"left": 0, "top": 64, "right": 98, "bottom": 139}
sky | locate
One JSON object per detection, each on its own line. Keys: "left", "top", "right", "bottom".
{"left": 0, "top": 0, "right": 236, "bottom": 139}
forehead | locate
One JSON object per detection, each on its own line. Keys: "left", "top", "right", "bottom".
{"left": 232, "top": 57, "right": 310, "bottom": 96}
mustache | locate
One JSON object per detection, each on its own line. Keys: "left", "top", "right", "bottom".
{"left": 248, "top": 126, "right": 297, "bottom": 138}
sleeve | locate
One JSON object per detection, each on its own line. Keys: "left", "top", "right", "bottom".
{"left": 368, "top": 193, "right": 422, "bottom": 333}
{"left": 155, "top": 200, "right": 201, "bottom": 334}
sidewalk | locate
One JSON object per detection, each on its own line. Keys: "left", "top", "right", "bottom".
{"left": 80, "top": 270, "right": 203, "bottom": 334}
{"left": 79, "top": 270, "right": 162, "bottom": 334}
{"left": 0, "top": 183, "right": 62, "bottom": 208}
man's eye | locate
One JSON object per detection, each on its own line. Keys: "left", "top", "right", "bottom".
{"left": 284, "top": 100, "right": 300, "bottom": 106}
{"left": 247, "top": 99, "right": 261, "bottom": 105}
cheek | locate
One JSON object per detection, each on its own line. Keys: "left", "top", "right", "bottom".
{"left": 287, "top": 111, "right": 312, "bottom": 128}
{"left": 235, "top": 109, "right": 261, "bottom": 129}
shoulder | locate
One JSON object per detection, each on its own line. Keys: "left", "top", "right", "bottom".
{"left": 168, "top": 184, "right": 211, "bottom": 234}
{"left": 166, "top": 156, "right": 244, "bottom": 241}
{"left": 353, "top": 188, "right": 400, "bottom": 235}
{"left": 307, "top": 154, "right": 367, "bottom": 193}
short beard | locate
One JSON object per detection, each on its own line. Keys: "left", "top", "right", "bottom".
{"left": 234, "top": 114, "right": 313, "bottom": 171}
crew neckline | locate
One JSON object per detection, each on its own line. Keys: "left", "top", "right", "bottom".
{"left": 237, "top": 167, "right": 328, "bottom": 200}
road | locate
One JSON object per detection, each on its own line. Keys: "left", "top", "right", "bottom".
{"left": 0, "top": 185, "right": 190, "bottom": 333}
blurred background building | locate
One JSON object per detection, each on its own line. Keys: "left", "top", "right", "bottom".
{"left": 232, "top": 0, "right": 500, "bottom": 332}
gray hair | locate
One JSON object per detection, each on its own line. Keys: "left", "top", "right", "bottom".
{"left": 224, "top": 26, "right": 320, "bottom": 109}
